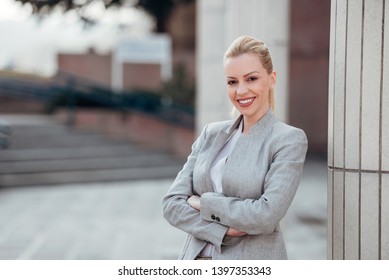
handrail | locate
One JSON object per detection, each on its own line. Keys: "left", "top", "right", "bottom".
{"left": 0, "top": 74, "right": 194, "bottom": 128}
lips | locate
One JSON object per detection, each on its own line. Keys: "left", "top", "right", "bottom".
{"left": 237, "top": 97, "right": 255, "bottom": 107}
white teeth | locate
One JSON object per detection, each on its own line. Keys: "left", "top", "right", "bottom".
{"left": 239, "top": 98, "right": 254, "bottom": 104}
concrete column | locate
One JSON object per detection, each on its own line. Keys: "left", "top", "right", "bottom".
{"left": 196, "top": 0, "right": 229, "bottom": 133}
{"left": 328, "top": 0, "right": 388, "bottom": 259}
{"left": 196, "top": 0, "right": 290, "bottom": 134}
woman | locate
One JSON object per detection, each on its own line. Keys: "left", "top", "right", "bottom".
{"left": 162, "top": 35, "right": 308, "bottom": 260}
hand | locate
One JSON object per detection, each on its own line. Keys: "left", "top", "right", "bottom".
{"left": 226, "top": 227, "right": 247, "bottom": 237}
{"left": 187, "top": 195, "right": 201, "bottom": 211}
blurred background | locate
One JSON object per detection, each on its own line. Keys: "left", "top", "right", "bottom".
{"left": 0, "top": 0, "right": 328, "bottom": 259}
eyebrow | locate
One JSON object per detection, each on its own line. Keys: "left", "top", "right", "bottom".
{"left": 227, "top": 71, "right": 260, "bottom": 79}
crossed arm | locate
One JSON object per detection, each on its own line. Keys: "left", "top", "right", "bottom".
{"left": 187, "top": 195, "right": 247, "bottom": 237}
{"left": 162, "top": 125, "right": 247, "bottom": 252}
{"left": 162, "top": 124, "right": 308, "bottom": 249}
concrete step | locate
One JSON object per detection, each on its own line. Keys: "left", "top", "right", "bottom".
{"left": 0, "top": 145, "right": 154, "bottom": 162}
{"left": 0, "top": 154, "right": 182, "bottom": 174}
{"left": 0, "top": 115, "right": 185, "bottom": 187}
{"left": 10, "top": 125, "right": 75, "bottom": 136}
{"left": 0, "top": 166, "right": 181, "bottom": 187}
{"left": 7, "top": 134, "right": 124, "bottom": 149}
{"left": 10, "top": 125, "right": 105, "bottom": 139}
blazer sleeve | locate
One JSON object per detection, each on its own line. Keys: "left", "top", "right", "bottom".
{"left": 162, "top": 125, "right": 228, "bottom": 252}
{"left": 199, "top": 128, "right": 308, "bottom": 235}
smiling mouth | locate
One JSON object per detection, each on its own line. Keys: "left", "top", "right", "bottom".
{"left": 238, "top": 97, "right": 255, "bottom": 107}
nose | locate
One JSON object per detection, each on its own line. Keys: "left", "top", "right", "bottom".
{"left": 236, "top": 82, "right": 248, "bottom": 95}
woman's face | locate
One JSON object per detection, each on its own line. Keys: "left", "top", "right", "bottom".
{"left": 224, "top": 53, "right": 276, "bottom": 123}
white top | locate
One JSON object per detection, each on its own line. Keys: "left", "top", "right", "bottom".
{"left": 200, "top": 120, "right": 243, "bottom": 257}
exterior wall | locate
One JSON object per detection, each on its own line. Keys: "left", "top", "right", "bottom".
{"left": 167, "top": 1, "right": 196, "bottom": 51}
{"left": 290, "top": 0, "right": 331, "bottom": 156}
{"left": 57, "top": 50, "right": 112, "bottom": 87}
{"left": 0, "top": 96, "right": 44, "bottom": 114}
{"left": 122, "top": 63, "right": 161, "bottom": 90}
{"left": 54, "top": 109, "right": 194, "bottom": 159}
{"left": 57, "top": 49, "right": 194, "bottom": 92}
{"left": 328, "top": 0, "right": 388, "bottom": 259}
{"left": 172, "top": 50, "right": 196, "bottom": 81}
{"left": 58, "top": 51, "right": 164, "bottom": 91}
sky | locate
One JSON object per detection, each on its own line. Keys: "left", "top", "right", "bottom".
{"left": 0, "top": 0, "right": 152, "bottom": 76}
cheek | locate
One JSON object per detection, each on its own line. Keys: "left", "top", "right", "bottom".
{"left": 265, "top": 77, "right": 274, "bottom": 90}
{"left": 227, "top": 88, "right": 235, "bottom": 99}
{"left": 256, "top": 81, "right": 271, "bottom": 94}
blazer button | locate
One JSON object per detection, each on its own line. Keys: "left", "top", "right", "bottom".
{"left": 211, "top": 215, "right": 216, "bottom": 220}
{"left": 216, "top": 217, "right": 220, "bottom": 222}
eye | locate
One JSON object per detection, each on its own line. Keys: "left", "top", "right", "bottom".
{"left": 247, "top": 76, "right": 258, "bottom": 82}
{"left": 227, "top": 80, "right": 237, "bottom": 86}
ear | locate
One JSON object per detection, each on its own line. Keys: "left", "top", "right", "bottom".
{"left": 270, "top": 70, "right": 277, "bottom": 87}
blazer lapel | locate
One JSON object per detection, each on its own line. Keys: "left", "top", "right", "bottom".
{"left": 203, "top": 116, "right": 243, "bottom": 192}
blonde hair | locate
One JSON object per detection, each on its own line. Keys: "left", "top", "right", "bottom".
{"left": 224, "top": 35, "right": 275, "bottom": 112}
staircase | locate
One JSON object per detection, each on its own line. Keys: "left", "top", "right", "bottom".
{"left": 0, "top": 115, "right": 184, "bottom": 187}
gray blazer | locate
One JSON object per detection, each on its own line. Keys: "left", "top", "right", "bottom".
{"left": 162, "top": 109, "right": 308, "bottom": 260}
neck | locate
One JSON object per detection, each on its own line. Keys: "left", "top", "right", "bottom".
{"left": 242, "top": 118, "right": 254, "bottom": 134}
{"left": 242, "top": 107, "right": 270, "bottom": 134}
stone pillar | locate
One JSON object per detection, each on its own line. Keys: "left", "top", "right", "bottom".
{"left": 328, "top": 0, "right": 388, "bottom": 259}
{"left": 196, "top": 0, "right": 290, "bottom": 134}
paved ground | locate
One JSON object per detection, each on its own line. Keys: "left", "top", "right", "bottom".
{"left": 282, "top": 158, "right": 327, "bottom": 259}
{"left": 0, "top": 158, "right": 327, "bottom": 260}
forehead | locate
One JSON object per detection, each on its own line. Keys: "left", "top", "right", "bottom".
{"left": 224, "top": 53, "right": 265, "bottom": 75}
